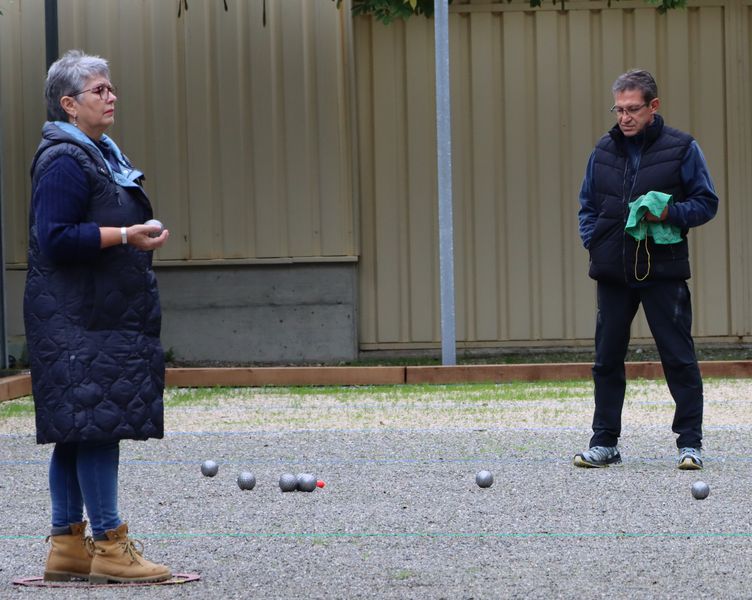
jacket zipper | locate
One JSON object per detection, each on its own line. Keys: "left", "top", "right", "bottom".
{"left": 622, "top": 139, "right": 644, "bottom": 283}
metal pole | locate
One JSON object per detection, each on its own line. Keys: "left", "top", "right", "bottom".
{"left": 434, "top": 0, "right": 456, "bottom": 365}
{"left": 0, "top": 0, "right": 9, "bottom": 369}
{"left": 45, "top": 0, "right": 59, "bottom": 72}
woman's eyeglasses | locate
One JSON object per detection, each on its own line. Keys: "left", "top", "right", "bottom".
{"left": 70, "top": 84, "right": 117, "bottom": 101}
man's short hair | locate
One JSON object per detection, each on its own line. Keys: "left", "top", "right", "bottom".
{"left": 612, "top": 69, "right": 658, "bottom": 103}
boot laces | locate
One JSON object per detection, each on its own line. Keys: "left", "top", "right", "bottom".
{"left": 82, "top": 535, "right": 95, "bottom": 555}
{"left": 118, "top": 537, "right": 145, "bottom": 561}
{"left": 85, "top": 536, "right": 97, "bottom": 555}
{"left": 91, "top": 535, "right": 145, "bottom": 561}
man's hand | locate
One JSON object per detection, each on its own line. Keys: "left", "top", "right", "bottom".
{"left": 644, "top": 206, "right": 669, "bottom": 222}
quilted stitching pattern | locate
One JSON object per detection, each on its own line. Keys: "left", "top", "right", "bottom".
{"left": 24, "top": 124, "right": 164, "bottom": 444}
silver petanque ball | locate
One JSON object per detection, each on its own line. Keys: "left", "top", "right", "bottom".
{"left": 691, "top": 481, "right": 710, "bottom": 500}
{"left": 296, "top": 473, "right": 317, "bottom": 492}
{"left": 475, "top": 470, "right": 494, "bottom": 488}
{"left": 200, "top": 460, "right": 219, "bottom": 477}
{"left": 237, "top": 471, "right": 256, "bottom": 491}
{"left": 279, "top": 473, "right": 298, "bottom": 492}
{"left": 144, "top": 219, "right": 164, "bottom": 238}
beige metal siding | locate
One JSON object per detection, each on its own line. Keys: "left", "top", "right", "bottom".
{"left": 3, "top": 0, "right": 752, "bottom": 351}
{"left": 356, "top": 0, "right": 749, "bottom": 348}
{"left": 725, "top": 0, "right": 752, "bottom": 339}
{"left": 0, "top": 0, "right": 48, "bottom": 267}
{"left": 0, "top": 0, "right": 355, "bottom": 263}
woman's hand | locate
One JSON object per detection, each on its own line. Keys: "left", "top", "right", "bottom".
{"left": 100, "top": 224, "right": 170, "bottom": 249}
{"left": 126, "top": 224, "right": 170, "bottom": 250}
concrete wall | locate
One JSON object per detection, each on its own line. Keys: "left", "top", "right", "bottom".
{"left": 157, "top": 263, "right": 358, "bottom": 364}
{"left": 5, "top": 263, "right": 359, "bottom": 365}
{"left": 4, "top": 270, "right": 25, "bottom": 365}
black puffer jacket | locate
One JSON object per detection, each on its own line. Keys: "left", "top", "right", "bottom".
{"left": 24, "top": 123, "right": 164, "bottom": 444}
{"left": 588, "top": 115, "right": 693, "bottom": 283}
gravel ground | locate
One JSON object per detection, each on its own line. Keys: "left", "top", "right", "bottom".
{"left": 2, "top": 378, "right": 752, "bottom": 598}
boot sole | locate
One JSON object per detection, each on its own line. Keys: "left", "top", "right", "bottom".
{"left": 678, "top": 458, "right": 703, "bottom": 470}
{"left": 44, "top": 571, "right": 90, "bottom": 582}
{"left": 89, "top": 572, "right": 172, "bottom": 584}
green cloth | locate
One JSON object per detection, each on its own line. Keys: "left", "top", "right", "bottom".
{"left": 625, "top": 191, "right": 682, "bottom": 244}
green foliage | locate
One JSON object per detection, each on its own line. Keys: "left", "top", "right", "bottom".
{"left": 334, "top": 0, "right": 687, "bottom": 23}
{"left": 164, "top": 347, "right": 176, "bottom": 364}
{"left": 171, "top": 0, "right": 689, "bottom": 24}
{"left": 643, "top": 0, "right": 688, "bottom": 12}
{"left": 393, "top": 569, "right": 416, "bottom": 580}
{"left": 335, "top": 0, "right": 440, "bottom": 24}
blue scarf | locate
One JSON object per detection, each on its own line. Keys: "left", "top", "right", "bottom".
{"left": 53, "top": 121, "right": 144, "bottom": 189}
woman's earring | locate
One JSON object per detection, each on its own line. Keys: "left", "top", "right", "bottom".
{"left": 73, "top": 114, "right": 78, "bottom": 127}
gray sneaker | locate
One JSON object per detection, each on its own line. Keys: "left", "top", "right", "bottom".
{"left": 573, "top": 446, "right": 622, "bottom": 468}
{"left": 678, "top": 447, "right": 703, "bottom": 470}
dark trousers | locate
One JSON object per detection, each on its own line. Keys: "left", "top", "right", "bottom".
{"left": 590, "top": 280, "right": 703, "bottom": 449}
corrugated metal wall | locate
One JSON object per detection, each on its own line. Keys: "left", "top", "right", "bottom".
{"left": 355, "top": 0, "right": 752, "bottom": 348}
{"left": 0, "top": 0, "right": 355, "bottom": 264}
{"left": 2, "top": 0, "right": 751, "bottom": 352}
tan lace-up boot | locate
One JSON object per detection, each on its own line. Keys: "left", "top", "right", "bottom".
{"left": 88, "top": 523, "right": 171, "bottom": 584}
{"left": 44, "top": 521, "right": 93, "bottom": 581}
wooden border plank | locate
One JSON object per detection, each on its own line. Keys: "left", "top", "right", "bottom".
{"left": 699, "top": 361, "right": 752, "bottom": 377}
{"left": 0, "top": 374, "right": 32, "bottom": 403}
{"left": 406, "top": 363, "right": 594, "bottom": 384}
{"left": 407, "top": 361, "right": 752, "bottom": 383}
{"left": 165, "top": 366, "right": 406, "bottom": 388}
{"left": 2, "top": 361, "right": 751, "bottom": 403}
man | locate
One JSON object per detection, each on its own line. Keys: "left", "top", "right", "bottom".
{"left": 575, "top": 69, "right": 718, "bottom": 470}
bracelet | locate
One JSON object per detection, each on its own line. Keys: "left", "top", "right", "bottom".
{"left": 120, "top": 226, "right": 128, "bottom": 245}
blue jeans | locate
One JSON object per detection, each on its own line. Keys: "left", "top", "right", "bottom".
{"left": 590, "top": 280, "right": 703, "bottom": 449}
{"left": 49, "top": 440, "right": 122, "bottom": 537}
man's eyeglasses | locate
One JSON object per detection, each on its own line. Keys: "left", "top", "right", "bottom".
{"left": 610, "top": 103, "right": 648, "bottom": 117}
{"left": 69, "top": 84, "right": 117, "bottom": 101}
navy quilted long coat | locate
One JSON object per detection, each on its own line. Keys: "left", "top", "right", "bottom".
{"left": 24, "top": 123, "right": 165, "bottom": 444}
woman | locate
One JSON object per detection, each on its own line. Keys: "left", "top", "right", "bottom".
{"left": 24, "top": 50, "right": 172, "bottom": 584}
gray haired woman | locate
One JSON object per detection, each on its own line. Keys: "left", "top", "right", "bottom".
{"left": 24, "top": 49, "right": 172, "bottom": 583}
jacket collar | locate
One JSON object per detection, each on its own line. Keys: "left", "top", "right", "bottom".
{"left": 38, "top": 121, "right": 144, "bottom": 189}
{"left": 608, "top": 113, "right": 664, "bottom": 155}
